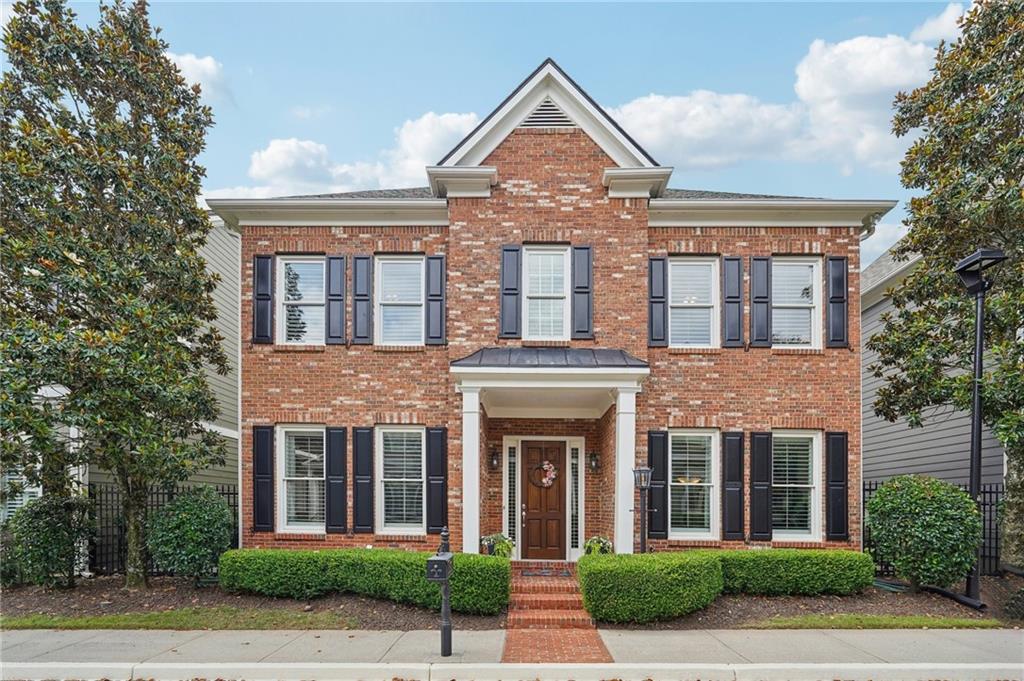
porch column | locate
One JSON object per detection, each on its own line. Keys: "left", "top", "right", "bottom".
{"left": 460, "top": 386, "right": 481, "bottom": 554}
{"left": 613, "top": 387, "right": 639, "bottom": 554}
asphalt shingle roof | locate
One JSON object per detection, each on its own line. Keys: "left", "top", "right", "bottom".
{"left": 451, "top": 347, "right": 647, "bottom": 368}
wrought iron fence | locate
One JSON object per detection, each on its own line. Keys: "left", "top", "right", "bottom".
{"left": 862, "top": 480, "right": 1004, "bottom": 577}
{"left": 87, "top": 482, "right": 238, "bottom": 576}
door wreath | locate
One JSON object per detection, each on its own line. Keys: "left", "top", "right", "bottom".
{"left": 529, "top": 460, "right": 558, "bottom": 488}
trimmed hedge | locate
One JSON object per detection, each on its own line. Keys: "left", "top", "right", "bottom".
{"left": 219, "top": 548, "right": 509, "bottom": 615}
{"left": 718, "top": 549, "right": 874, "bottom": 596}
{"left": 577, "top": 552, "right": 723, "bottom": 623}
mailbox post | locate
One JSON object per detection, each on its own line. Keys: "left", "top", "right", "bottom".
{"left": 426, "top": 527, "right": 453, "bottom": 656}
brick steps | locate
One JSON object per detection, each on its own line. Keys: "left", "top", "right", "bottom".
{"left": 507, "top": 608, "right": 595, "bottom": 629}
{"left": 510, "top": 592, "right": 583, "bottom": 609}
{"left": 507, "top": 560, "right": 593, "bottom": 630}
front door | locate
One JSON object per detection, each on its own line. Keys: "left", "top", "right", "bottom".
{"left": 521, "top": 441, "right": 566, "bottom": 560}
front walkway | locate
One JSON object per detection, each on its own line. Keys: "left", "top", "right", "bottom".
{"left": 2, "top": 628, "right": 1021, "bottom": 680}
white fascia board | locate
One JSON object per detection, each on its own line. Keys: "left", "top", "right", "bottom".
{"left": 452, "top": 366, "right": 650, "bottom": 391}
{"left": 648, "top": 199, "right": 897, "bottom": 232}
{"left": 483, "top": 405, "right": 611, "bottom": 419}
{"left": 603, "top": 167, "right": 674, "bottom": 198}
{"left": 206, "top": 198, "right": 449, "bottom": 228}
{"left": 861, "top": 253, "right": 923, "bottom": 309}
{"left": 426, "top": 166, "right": 498, "bottom": 198}
{"left": 442, "top": 63, "right": 656, "bottom": 169}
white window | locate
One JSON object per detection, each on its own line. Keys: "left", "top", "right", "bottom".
{"left": 523, "top": 246, "right": 570, "bottom": 341}
{"left": 375, "top": 256, "right": 425, "bottom": 346}
{"left": 1, "top": 470, "right": 41, "bottom": 522}
{"left": 771, "top": 258, "right": 821, "bottom": 348}
{"left": 771, "top": 431, "right": 822, "bottom": 539}
{"left": 669, "top": 258, "right": 719, "bottom": 347}
{"left": 669, "top": 430, "right": 719, "bottom": 538}
{"left": 277, "top": 426, "right": 325, "bottom": 532}
{"left": 376, "top": 426, "right": 425, "bottom": 534}
{"left": 277, "top": 257, "right": 325, "bottom": 345}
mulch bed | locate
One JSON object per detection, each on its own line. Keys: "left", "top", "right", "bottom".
{"left": 0, "top": 575, "right": 503, "bottom": 630}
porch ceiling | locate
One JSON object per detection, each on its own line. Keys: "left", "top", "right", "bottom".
{"left": 482, "top": 386, "right": 614, "bottom": 419}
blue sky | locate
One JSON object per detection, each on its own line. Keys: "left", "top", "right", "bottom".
{"left": 5, "top": 2, "right": 970, "bottom": 263}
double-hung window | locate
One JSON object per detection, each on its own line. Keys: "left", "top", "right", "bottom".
{"left": 771, "top": 258, "right": 821, "bottom": 348}
{"left": 375, "top": 256, "right": 425, "bottom": 346}
{"left": 277, "top": 257, "right": 325, "bottom": 344}
{"left": 277, "top": 426, "right": 325, "bottom": 531}
{"left": 668, "top": 430, "right": 719, "bottom": 538}
{"left": 669, "top": 258, "right": 719, "bottom": 347}
{"left": 376, "top": 426, "right": 425, "bottom": 534}
{"left": 523, "top": 246, "right": 570, "bottom": 341}
{"left": 771, "top": 431, "right": 821, "bottom": 539}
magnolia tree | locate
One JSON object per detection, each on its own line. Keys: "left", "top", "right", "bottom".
{"left": 1, "top": 0, "right": 226, "bottom": 587}
{"left": 869, "top": 1, "right": 1024, "bottom": 567}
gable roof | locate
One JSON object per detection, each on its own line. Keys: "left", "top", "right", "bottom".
{"left": 438, "top": 58, "right": 658, "bottom": 169}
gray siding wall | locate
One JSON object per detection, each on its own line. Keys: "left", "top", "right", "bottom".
{"left": 862, "top": 296, "right": 1005, "bottom": 485}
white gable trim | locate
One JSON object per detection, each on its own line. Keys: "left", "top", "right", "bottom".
{"left": 439, "top": 60, "right": 658, "bottom": 169}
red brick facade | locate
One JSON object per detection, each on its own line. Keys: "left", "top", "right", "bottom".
{"left": 236, "top": 126, "right": 862, "bottom": 556}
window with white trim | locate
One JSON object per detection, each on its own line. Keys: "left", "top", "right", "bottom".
{"left": 669, "top": 430, "right": 719, "bottom": 538}
{"left": 277, "top": 257, "right": 325, "bottom": 344}
{"left": 375, "top": 256, "right": 425, "bottom": 346}
{"left": 771, "top": 431, "right": 821, "bottom": 538}
{"left": 376, "top": 426, "right": 425, "bottom": 533}
{"left": 1, "top": 469, "right": 41, "bottom": 522}
{"left": 669, "top": 258, "right": 719, "bottom": 347}
{"left": 771, "top": 258, "right": 821, "bottom": 348}
{"left": 277, "top": 426, "right": 325, "bottom": 531}
{"left": 522, "top": 246, "right": 570, "bottom": 341}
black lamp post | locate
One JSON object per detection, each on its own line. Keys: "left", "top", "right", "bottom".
{"left": 954, "top": 247, "right": 1007, "bottom": 604}
{"left": 633, "top": 466, "right": 653, "bottom": 554}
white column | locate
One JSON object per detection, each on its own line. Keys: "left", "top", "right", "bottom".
{"left": 614, "top": 387, "right": 638, "bottom": 554}
{"left": 460, "top": 387, "right": 481, "bottom": 554}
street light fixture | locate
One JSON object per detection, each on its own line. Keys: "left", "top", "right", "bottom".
{"left": 953, "top": 247, "right": 1007, "bottom": 605}
{"left": 633, "top": 466, "right": 653, "bottom": 554}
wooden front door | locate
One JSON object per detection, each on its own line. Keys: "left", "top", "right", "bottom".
{"left": 521, "top": 441, "right": 566, "bottom": 560}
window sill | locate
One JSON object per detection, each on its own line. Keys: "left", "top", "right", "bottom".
{"left": 521, "top": 340, "right": 571, "bottom": 347}
{"left": 376, "top": 532, "right": 429, "bottom": 542}
{"left": 374, "top": 345, "right": 426, "bottom": 353}
{"left": 271, "top": 345, "right": 325, "bottom": 353}
{"left": 770, "top": 347, "right": 824, "bottom": 355}
{"left": 665, "top": 537, "right": 722, "bottom": 547}
{"left": 273, "top": 531, "right": 326, "bottom": 541}
{"left": 667, "top": 347, "right": 722, "bottom": 355}
{"left": 771, "top": 539, "right": 830, "bottom": 548}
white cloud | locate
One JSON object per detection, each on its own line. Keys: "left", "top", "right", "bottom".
{"left": 910, "top": 2, "right": 966, "bottom": 42}
{"left": 290, "top": 105, "right": 334, "bottom": 120}
{"left": 165, "top": 51, "right": 229, "bottom": 100}
{"left": 862, "top": 221, "right": 910, "bottom": 265}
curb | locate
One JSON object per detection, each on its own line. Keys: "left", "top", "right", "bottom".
{"left": 3, "top": 661, "right": 1021, "bottom": 681}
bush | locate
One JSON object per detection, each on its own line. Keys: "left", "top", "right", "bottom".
{"left": 1004, "top": 587, "right": 1024, "bottom": 621}
{"left": 718, "top": 549, "right": 874, "bottom": 595}
{"left": 1, "top": 521, "right": 25, "bottom": 587}
{"left": 7, "top": 495, "right": 93, "bottom": 588}
{"left": 577, "top": 552, "right": 722, "bottom": 623}
{"left": 583, "top": 536, "right": 613, "bottom": 555}
{"left": 219, "top": 548, "right": 509, "bottom": 615}
{"left": 867, "top": 475, "right": 982, "bottom": 590}
{"left": 480, "top": 533, "right": 513, "bottom": 557}
{"left": 147, "top": 486, "right": 234, "bottom": 583}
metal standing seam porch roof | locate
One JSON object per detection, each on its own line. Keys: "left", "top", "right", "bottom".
{"left": 450, "top": 347, "right": 648, "bottom": 369}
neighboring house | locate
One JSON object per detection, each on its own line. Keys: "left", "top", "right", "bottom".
{"left": 861, "top": 248, "right": 1006, "bottom": 486}
{"left": 209, "top": 59, "right": 895, "bottom": 560}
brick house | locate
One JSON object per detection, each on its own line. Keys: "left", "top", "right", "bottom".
{"left": 208, "top": 59, "right": 895, "bottom": 560}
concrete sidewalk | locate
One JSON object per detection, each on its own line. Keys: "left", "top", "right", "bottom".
{"left": 2, "top": 628, "right": 1021, "bottom": 680}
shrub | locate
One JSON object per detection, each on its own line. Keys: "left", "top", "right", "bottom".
{"left": 147, "top": 486, "right": 234, "bottom": 583}
{"left": 480, "top": 533, "right": 513, "bottom": 558}
{"left": 219, "top": 548, "right": 509, "bottom": 615}
{"left": 1, "top": 521, "right": 25, "bottom": 587}
{"left": 577, "top": 552, "right": 722, "bottom": 623}
{"left": 867, "top": 475, "right": 982, "bottom": 590}
{"left": 7, "top": 495, "right": 93, "bottom": 588}
{"left": 583, "top": 535, "right": 613, "bottom": 555}
{"left": 718, "top": 549, "right": 874, "bottom": 595}
{"left": 1004, "top": 587, "right": 1024, "bottom": 621}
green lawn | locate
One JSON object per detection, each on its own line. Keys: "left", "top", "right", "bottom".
{"left": 0, "top": 606, "right": 356, "bottom": 630}
{"left": 754, "top": 613, "right": 1005, "bottom": 630}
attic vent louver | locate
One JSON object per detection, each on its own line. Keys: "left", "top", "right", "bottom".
{"left": 519, "top": 97, "right": 576, "bottom": 128}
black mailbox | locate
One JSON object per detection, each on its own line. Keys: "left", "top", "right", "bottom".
{"left": 427, "top": 552, "right": 453, "bottom": 583}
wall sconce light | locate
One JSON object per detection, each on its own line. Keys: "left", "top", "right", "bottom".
{"left": 489, "top": 446, "right": 501, "bottom": 471}
{"left": 587, "top": 451, "right": 600, "bottom": 472}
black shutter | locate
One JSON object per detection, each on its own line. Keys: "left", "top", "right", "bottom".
{"left": 252, "top": 426, "right": 274, "bottom": 532}
{"left": 722, "top": 432, "right": 744, "bottom": 540}
{"left": 352, "top": 427, "right": 373, "bottom": 533}
{"left": 750, "top": 256, "right": 772, "bottom": 347}
{"left": 425, "top": 427, "right": 448, "bottom": 534}
{"left": 648, "top": 257, "right": 667, "bottom": 347}
{"left": 326, "top": 256, "right": 346, "bottom": 345}
{"left": 352, "top": 256, "right": 372, "bottom": 344}
{"left": 826, "top": 432, "right": 849, "bottom": 540}
{"left": 750, "top": 432, "right": 772, "bottom": 540}
{"left": 425, "top": 255, "right": 446, "bottom": 346}
{"left": 647, "top": 431, "right": 668, "bottom": 540}
{"left": 499, "top": 245, "right": 521, "bottom": 338}
{"left": 571, "top": 246, "right": 593, "bottom": 340}
{"left": 722, "top": 256, "right": 744, "bottom": 347}
{"left": 826, "top": 256, "right": 849, "bottom": 348}
{"left": 253, "top": 255, "right": 273, "bottom": 344}
{"left": 325, "top": 427, "right": 347, "bottom": 533}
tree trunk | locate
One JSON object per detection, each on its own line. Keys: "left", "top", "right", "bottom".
{"left": 123, "top": 485, "right": 149, "bottom": 589}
